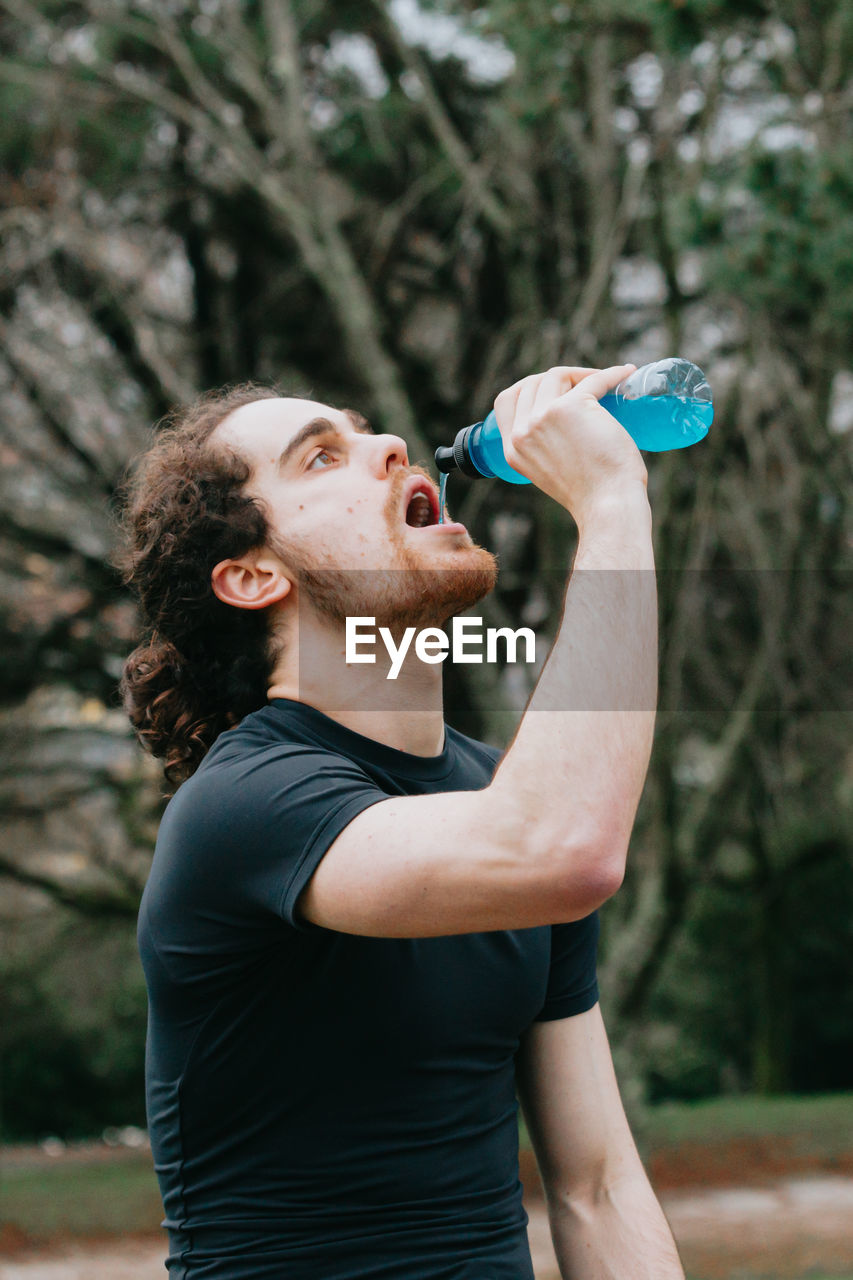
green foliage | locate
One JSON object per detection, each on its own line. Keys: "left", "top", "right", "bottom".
{"left": 643, "top": 1088, "right": 853, "bottom": 1148}
{"left": 639, "top": 818, "right": 853, "bottom": 1100}
{"left": 75, "top": 104, "right": 152, "bottom": 185}
{"left": 695, "top": 144, "right": 853, "bottom": 365}
{"left": 0, "top": 924, "right": 147, "bottom": 1141}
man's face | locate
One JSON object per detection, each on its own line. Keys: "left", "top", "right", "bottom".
{"left": 214, "top": 397, "right": 497, "bottom": 629}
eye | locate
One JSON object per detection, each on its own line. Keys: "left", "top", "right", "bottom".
{"left": 306, "top": 447, "right": 337, "bottom": 471}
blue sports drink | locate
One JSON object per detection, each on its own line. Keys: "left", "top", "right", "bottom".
{"left": 435, "top": 357, "right": 713, "bottom": 487}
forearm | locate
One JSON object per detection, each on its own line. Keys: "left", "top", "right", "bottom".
{"left": 547, "top": 1172, "right": 684, "bottom": 1280}
{"left": 490, "top": 487, "right": 657, "bottom": 897}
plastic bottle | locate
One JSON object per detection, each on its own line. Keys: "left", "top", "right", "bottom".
{"left": 434, "top": 357, "right": 713, "bottom": 486}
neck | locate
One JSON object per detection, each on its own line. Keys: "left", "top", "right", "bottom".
{"left": 267, "top": 615, "right": 446, "bottom": 757}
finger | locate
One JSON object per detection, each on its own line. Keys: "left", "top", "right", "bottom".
{"left": 567, "top": 363, "right": 636, "bottom": 403}
{"left": 530, "top": 366, "right": 601, "bottom": 417}
{"left": 495, "top": 373, "right": 539, "bottom": 431}
{"left": 513, "top": 374, "right": 547, "bottom": 427}
{"left": 492, "top": 374, "right": 528, "bottom": 423}
{"left": 549, "top": 365, "right": 601, "bottom": 383}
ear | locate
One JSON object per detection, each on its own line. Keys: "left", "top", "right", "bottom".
{"left": 211, "top": 554, "right": 292, "bottom": 611}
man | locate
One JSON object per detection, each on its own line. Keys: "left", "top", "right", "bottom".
{"left": 122, "top": 364, "right": 684, "bottom": 1278}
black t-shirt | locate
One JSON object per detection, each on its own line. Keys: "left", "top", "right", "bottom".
{"left": 138, "top": 699, "right": 599, "bottom": 1279}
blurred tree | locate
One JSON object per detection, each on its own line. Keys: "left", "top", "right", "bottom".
{"left": 0, "top": 0, "right": 850, "bottom": 1131}
{"left": 0, "top": 913, "right": 148, "bottom": 1138}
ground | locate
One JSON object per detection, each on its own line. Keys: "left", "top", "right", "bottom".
{"left": 2, "top": 1175, "right": 853, "bottom": 1279}
{"left": 3, "top": 1096, "right": 853, "bottom": 1280}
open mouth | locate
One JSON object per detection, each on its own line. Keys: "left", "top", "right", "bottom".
{"left": 403, "top": 478, "right": 440, "bottom": 528}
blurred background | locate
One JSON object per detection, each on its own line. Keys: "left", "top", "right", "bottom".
{"left": 0, "top": 1, "right": 851, "bottom": 1276}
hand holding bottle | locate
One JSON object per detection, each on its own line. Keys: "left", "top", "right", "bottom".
{"left": 489, "top": 364, "right": 649, "bottom": 521}
{"left": 435, "top": 357, "right": 713, "bottom": 496}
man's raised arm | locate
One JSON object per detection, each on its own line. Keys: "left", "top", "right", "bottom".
{"left": 300, "top": 364, "right": 657, "bottom": 936}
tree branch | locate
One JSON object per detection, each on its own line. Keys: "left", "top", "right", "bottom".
{"left": 0, "top": 855, "right": 140, "bottom": 919}
{"left": 371, "top": 1, "right": 511, "bottom": 237}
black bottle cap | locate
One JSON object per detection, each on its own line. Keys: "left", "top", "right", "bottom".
{"left": 433, "top": 425, "right": 484, "bottom": 479}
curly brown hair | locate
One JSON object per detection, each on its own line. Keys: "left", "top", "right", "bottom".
{"left": 116, "top": 383, "right": 282, "bottom": 787}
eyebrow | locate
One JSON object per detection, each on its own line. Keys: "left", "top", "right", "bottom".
{"left": 276, "top": 411, "right": 374, "bottom": 471}
{"left": 343, "top": 408, "right": 372, "bottom": 433}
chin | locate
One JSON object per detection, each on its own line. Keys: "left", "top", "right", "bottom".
{"left": 393, "top": 544, "right": 498, "bottom": 629}
{"left": 296, "top": 546, "right": 496, "bottom": 635}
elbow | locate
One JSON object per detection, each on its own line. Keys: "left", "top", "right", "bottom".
{"left": 534, "top": 831, "right": 627, "bottom": 917}
{"left": 592, "top": 843, "right": 627, "bottom": 902}
{"left": 571, "top": 844, "right": 626, "bottom": 911}
{"left": 488, "top": 785, "right": 628, "bottom": 918}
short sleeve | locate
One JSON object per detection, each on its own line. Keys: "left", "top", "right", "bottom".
{"left": 534, "top": 912, "right": 600, "bottom": 1021}
{"left": 158, "top": 743, "right": 387, "bottom": 933}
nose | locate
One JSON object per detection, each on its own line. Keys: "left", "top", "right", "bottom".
{"left": 369, "top": 432, "right": 409, "bottom": 477}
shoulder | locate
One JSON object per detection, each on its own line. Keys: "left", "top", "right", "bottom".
{"left": 144, "top": 707, "right": 386, "bottom": 924}
{"left": 158, "top": 707, "right": 375, "bottom": 850}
